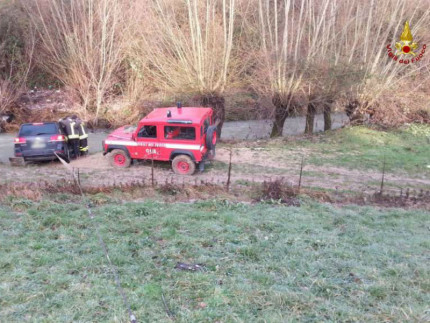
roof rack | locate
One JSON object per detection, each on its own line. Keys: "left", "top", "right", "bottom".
{"left": 167, "top": 119, "right": 192, "bottom": 124}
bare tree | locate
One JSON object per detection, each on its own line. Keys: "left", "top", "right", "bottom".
{"left": 28, "top": 0, "right": 129, "bottom": 123}
{"left": 249, "top": 0, "right": 429, "bottom": 136}
{"left": 249, "top": 0, "right": 342, "bottom": 137}
{"left": 133, "top": 0, "right": 239, "bottom": 138}
{"left": 337, "top": 0, "right": 430, "bottom": 123}
{"left": 0, "top": 1, "right": 34, "bottom": 115}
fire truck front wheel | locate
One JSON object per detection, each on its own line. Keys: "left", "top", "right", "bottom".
{"left": 109, "top": 149, "right": 131, "bottom": 168}
{"left": 172, "top": 155, "right": 196, "bottom": 175}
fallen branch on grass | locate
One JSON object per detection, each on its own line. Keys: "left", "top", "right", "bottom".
{"left": 174, "top": 262, "right": 206, "bottom": 272}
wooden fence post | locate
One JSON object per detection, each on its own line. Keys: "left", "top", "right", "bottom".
{"left": 226, "top": 147, "right": 233, "bottom": 192}
{"left": 298, "top": 156, "right": 304, "bottom": 192}
{"left": 151, "top": 154, "right": 154, "bottom": 187}
{"left": 380, "top": 155, "right": 386, "bottom": 195}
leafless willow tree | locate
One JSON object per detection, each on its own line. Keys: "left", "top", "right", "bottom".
{"left": 28, "top": 0, "right": 129, "bottom": 122}
{"left": 133, "top": 0, "right": 238, "bottom": 137}
{"left": 0, "top": 1, "right": 34, "bottom": 115}
{"left": 3, "top": 0, "right": 427, "bottom": 130}
{"left": 339, "top": 0, "right": 430, "bottom": 123}
{"left": 249, "top": 0, "right": 430, "bottom": 136}
{"left": 249, "top": 0, "right": 345, "bottom": 137}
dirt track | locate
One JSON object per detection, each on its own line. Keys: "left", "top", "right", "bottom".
{"left": 0, "top": 113, "right": 349, "bottom": 163}
{"left": 1, "top": 145, "right": 428, "bottom": 196}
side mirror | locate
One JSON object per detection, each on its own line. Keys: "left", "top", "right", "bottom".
{"left": 132, "top": 132, "right": 136, "bottom": 141}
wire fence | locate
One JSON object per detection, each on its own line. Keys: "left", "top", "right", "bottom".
{"left": 2, "top": 150, "right": 429, "bottom": 206}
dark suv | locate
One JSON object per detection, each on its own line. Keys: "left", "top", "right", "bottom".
{"left": 14, "top": 122, "right": 69, "bottom": 161}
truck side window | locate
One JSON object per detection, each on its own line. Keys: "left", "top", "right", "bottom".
{"left": 138, "top": 125, "right": 157, "bottom": 138}
{"left": 164, "top": 126, "right": 195, "bottom": 140}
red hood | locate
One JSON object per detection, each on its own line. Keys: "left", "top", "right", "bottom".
{"left": 106, "top": 125, "right": 136, "bottom": 141}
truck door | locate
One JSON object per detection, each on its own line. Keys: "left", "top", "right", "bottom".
{"left": 135, "top": 124, "right": 160, "bottom": 160}
{"left": 160, "top": 125, "right": 199, "bottom": 161}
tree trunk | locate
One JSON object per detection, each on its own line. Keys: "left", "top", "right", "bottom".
{"left": 270, "top": 93, "right": 290, "bottom": 138}
{"left": 270, "top": 104, "right": 289, "bottom": 137}
{"left": 201, "top": 93, "right": 225, "bottom": 139}
{"left": 345, "top": 99, "right": 364, "bottom": 124}
{"left": 323, "top": 103, "right": 332, "bottom": 131}
{"left": 304, "top": 103, "right": 316, "bottom": 134}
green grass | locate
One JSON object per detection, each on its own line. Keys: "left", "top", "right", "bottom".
{"left": 278, "top": 125, "right": 430, "bottom": 175}
{"left": 1, "top": 200, "right": 429, "bottom": 322}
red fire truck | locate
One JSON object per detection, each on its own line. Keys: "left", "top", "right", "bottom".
{"left": 102, "top": 105, "right": 217, "bottom": 175}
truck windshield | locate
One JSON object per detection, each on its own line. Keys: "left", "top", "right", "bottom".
{"left": 19, "top": 123, "right": 58, "bottom": 136}
{"left": 138, "top": 125, "right": 157, "bottom": 138}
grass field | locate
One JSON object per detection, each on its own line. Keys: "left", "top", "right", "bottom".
{"left": 274, "top": 125, "right": 430, "bottom": 176}
{"left": 1, "top": 199, "right": 429, "bottom": 322}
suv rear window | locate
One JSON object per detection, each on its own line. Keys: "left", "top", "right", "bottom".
{"left": 164, "top": 126, "right": 196, "bottom": 140}
{"left": 19, "top": 123, "right": 58, "bottom": 136}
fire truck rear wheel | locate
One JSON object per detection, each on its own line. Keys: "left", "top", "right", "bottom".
{"left": 109, "top": 149, "right": 131, "bottom": 168}
{"left": 172, "top": 155, "right": 196, "bottom": 175}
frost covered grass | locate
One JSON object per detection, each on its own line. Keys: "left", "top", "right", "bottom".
{"left": 269, "top": 125, "right": 430, "bottom": 176}
{"left": 1, "top": 200, "right": 429, "bottom": 321}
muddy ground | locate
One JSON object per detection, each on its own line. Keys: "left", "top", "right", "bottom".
{"left": 0, "top": 113, "right": 348, "bottom": 164}
{"left": 1, "top": 143, "right": 428, "bottom": 198}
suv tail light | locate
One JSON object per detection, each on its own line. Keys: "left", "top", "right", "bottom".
{"left": 50, "top": 135, "right": 66, "bottom": 142}
{"left": 14, "top": 137, "right": 26, "bottom": 144}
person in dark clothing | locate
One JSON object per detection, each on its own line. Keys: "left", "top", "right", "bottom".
{"left": 59, "top": 116, "right": 80, "bottom": 158}
{"left": 72, "top": 116, "right": 89, "bottom": 156}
